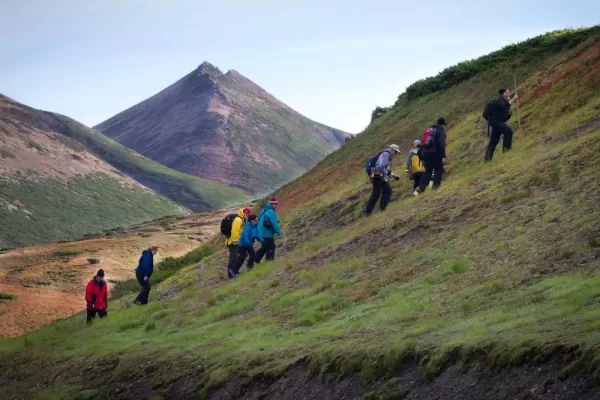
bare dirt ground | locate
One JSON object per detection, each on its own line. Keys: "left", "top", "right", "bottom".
{"left": 0, "top": 209, "right": 230, "bottom": 337}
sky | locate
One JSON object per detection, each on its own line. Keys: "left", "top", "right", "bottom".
{"left": 1, "top": 1, "right": 599, "bottom": 134}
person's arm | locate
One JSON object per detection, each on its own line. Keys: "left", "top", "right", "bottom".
{"left": 509, "top": 94, "right": 519, "bottom": 105}
{"left": 85, "top": 282, "right": 94, "bottom": 307}
{"left": 104, "top": 285, "right": 108, "bottom": 309}
{"left": 269, "top": 211, "right": 282, "bottom": 237}
{"left": 438, "top": 131, "right": 447, "bottom": 160}
{"left": 378, "top": 151, "right": 391, "bottom": 174}
{"left": 231, "top": 217, "right": 244, "bottom": 244}
{"left": 406, "top": 152, "right": 412, "bottom": 171}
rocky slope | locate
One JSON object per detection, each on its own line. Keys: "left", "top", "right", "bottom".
{"left": 0, "top": 95, "right": 246, "bottom": 248}
{"left": 94, "top": 62, "right": 349, "bottom": 194}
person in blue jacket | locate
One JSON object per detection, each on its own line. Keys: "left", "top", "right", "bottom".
{"left": 231, "top": 214, "right": 263, "bottom": 276}
{"left": 134, "top": 246, "right": 158, "bottom": 305}
{"left": 256, "top": 197, "right": 282, "bottom": 263}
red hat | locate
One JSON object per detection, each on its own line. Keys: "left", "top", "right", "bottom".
{"left": 269, "top": 197, "right": 278, "bottom": 205}
{"left": 243, "top": 207, "right": 252, "bottom": 215}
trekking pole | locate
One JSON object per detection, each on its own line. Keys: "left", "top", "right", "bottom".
{"left": 513, "top": 72, "right": 523, "bottom": 137}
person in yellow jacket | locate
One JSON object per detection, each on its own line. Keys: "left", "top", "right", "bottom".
{"left": 406, "top": 140, "right": 426, "bottom": 191}
{"left": 226, "top": 207, "right": 252, "bottom": 278}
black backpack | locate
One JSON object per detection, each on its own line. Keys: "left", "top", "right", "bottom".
{"left": 220, "top": 214, "right": 238, "bottom": 237}
{"left": 483, "top": 100, "right": 494, "bottom": 121}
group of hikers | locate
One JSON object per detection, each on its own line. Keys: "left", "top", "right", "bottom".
{"left": 221, "top": 197, "right": 282, "bottom": 278}
{"left": 364, "top": 88, "right": 518, "bottom": 213}
{"left": 85, "top": 88, "right": 517, "bottom": 323}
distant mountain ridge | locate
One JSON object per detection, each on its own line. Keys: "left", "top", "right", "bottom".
{"left": 94, "top": 62, "right": 350, "bottom": 194}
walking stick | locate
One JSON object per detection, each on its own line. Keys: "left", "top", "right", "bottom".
{"left": 513, "top": 72, "right": 523, "bottom": 137}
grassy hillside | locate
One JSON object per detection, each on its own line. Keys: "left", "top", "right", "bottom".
{"left": 1, "top": 27, "right": 600, "bottom": 399}
{"left": 0, "top": 173, "right": 185, "bottom": 249}
{"left": 53, "top": 115, "right": 249, "bottom": 211}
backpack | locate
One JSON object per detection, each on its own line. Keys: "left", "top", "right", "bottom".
{"left": 483, "top": 100, "right": 495, "bottom": 121}
{"left": 409, "top": 152, "right": 426, "bottom": 173}
{"left": 418, "top": 126, "right": 438, "bottom": 161}
{"left": 365, "top": 152, "right": 381, "bottom": 175}
{"left": 220, "top": 214, "right": 239, "bottom": 237}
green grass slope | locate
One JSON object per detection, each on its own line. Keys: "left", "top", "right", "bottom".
{"left": 0, "top": 173, "right": 185, "bottom": 249}
{"left": 2, "top": 27, "right": 600, "bottom": 399}
{"left": 53, "top": 115, "right": 249, "bottom": 212}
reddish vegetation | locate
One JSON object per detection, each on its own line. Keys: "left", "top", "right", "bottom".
{"left": 522, "top": 42, "right": 600, "bottom": 105}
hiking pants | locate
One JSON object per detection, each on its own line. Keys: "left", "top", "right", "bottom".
{"left": 485, "top": 121, "right": 513, "bottom": 161}
{"left": 256, "top": 238, "right": 276, "bottom": 262}
{"left": 86, "top": 309, "right": 107, "bottom": 323}
{"left": 135, "top": 273, "right": 151, "bottom": 305}
{"left": 234, "top": 246, "right": 256, "bottom": 274}
{"left": 412, "top": 172, "right": 425, "bottom": 190}
{"left": 418, "top": 158, "right": 444, "bottom": 192}
{"left": 227, "top": 245, "right": 238, "bottom": 277}
{"left": 365, "top": 178, "right": 391, "bottom": 214}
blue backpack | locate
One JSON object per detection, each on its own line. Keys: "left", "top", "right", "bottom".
{"left": 365, "top": 152, "right": 381, "bottom": 175}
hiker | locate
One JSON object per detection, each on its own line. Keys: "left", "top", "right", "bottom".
{"left": 233, "top": 214, "right": 263, "bottom": 274}
{"left": 85, "top": 269, "right": 108, "bottom": 323}
{"left": 134, "top": 246, "right": 158, "bottom": 305}
{"left": 365, "top": 144, "right": 401, "bottom": 215}
{"left": 414, "top": 118, "right": 448, "bottom": 196}
{"left": 406, "top": 140, "right": 426, "bottom": 190}
{"left": 224, "top": 207, "right": 252, "bottom": 278}
{"left": 256, "top": 198, "right": 282, "bottom": 263}
{"left": 483, "top": 88, "right": 519, "bottom": 162}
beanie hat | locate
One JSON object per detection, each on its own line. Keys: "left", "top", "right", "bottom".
{"left": 437, "top": 118, "right": 447, "bottom": 126}
{"left": 243, "top": 207, "right": 252, "bottom": 215}
{"left": 269, "top": 197, "right": 279, "bottom": 205}
{"left": 96, "top": 269, "right": 105, "bottom": 277}
{"left": 499, "top": 88, "right": 507, "bottom": 95}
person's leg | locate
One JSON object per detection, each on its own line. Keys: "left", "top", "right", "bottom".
{"left": 502, "top": 123, "right": 514, "bottom": 152}
{"left": 134, "top": 273, "right": 145, "bottom": 304}
{"left": 412, "top": 173, "right": 423, "bottom": 190}
{"left": 140, "top": 279, "right": 151, "bottom": 305}
{"left": 234, "top": 247, "right": 248, "bottom": 274}
{"left": 86, "top": 310, "right": 96, "bottom": 324}
{"left": 485, "top": 123, "right": 502, "bottom": 161}
{"left": 418, "top": 162, "right": 434, "bottom": 192}
{"left": 255, "top": 242, "right": 267, "bottom": 263}
{"left": 98, "top": 309, "right": 107, "bottom": 319}
{"left": 365, "top": 179, "right": 383, "bottom": 214}
{"left": 265, "top": 238, "right": 276, "bottom": 261}
{"left": 380, "top": 181, "right": 392, "bottom": 211}
{"left": 432, "top": 160, "right": 445, "bottom": 189}
{"left": 246, "top": 247, "right": 256, "bottom": 270}
{"left": 227, "top": 245, "right": 238, "bottom": 278}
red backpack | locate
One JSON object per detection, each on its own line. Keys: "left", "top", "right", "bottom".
{"left": 422, "top": 127, "right": 434, "bottom": 143}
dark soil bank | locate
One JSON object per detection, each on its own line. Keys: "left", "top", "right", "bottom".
{"left": 103, "top": 361, "right": 599, "bottom": 400}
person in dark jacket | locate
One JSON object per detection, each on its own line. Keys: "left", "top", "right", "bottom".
{"left": 233, "top": 214, "right": 263, "bottom": 274}
{"left": 256, "top": 198, "right": 282, "bottom": 263}
{"left": 365, "top": 144, "right": 401, "bottom": 215}
{"left": 414, "top": 118, "right": 448, "bottom": 195}
{"left": 85, "top": 269, "right": 108, "bottom": 323}
{"left": 134, "top": 246, "right": 158, "bottom": 305}
{"left": 484, "top": 88, "right": 519, "bottom": 162}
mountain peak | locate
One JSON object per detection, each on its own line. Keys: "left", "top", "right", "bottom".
{"left": 196, "top": 61, "right": 222, "bottom": 78}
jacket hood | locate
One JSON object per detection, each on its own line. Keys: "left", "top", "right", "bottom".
{"left": 237, "top": 208, "right": 247, "bottom": 218}
{"left": 264, "top": 203, "right": 274, "bottom": 211}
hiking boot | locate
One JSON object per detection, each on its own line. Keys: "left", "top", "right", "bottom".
{"left": 228, "top": 269, "right": 237, "bottom": 279}
{"left": 413, "top": 190, "right": 420, "bottom": 196}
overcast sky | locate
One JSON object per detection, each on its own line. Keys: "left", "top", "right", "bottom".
{"left": 1, "top": 0, "right": 598, "bottom": 133}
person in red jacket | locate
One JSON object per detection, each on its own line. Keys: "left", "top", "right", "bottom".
{"left": 85, "top": 269, "right": 108, "bottom": 324}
